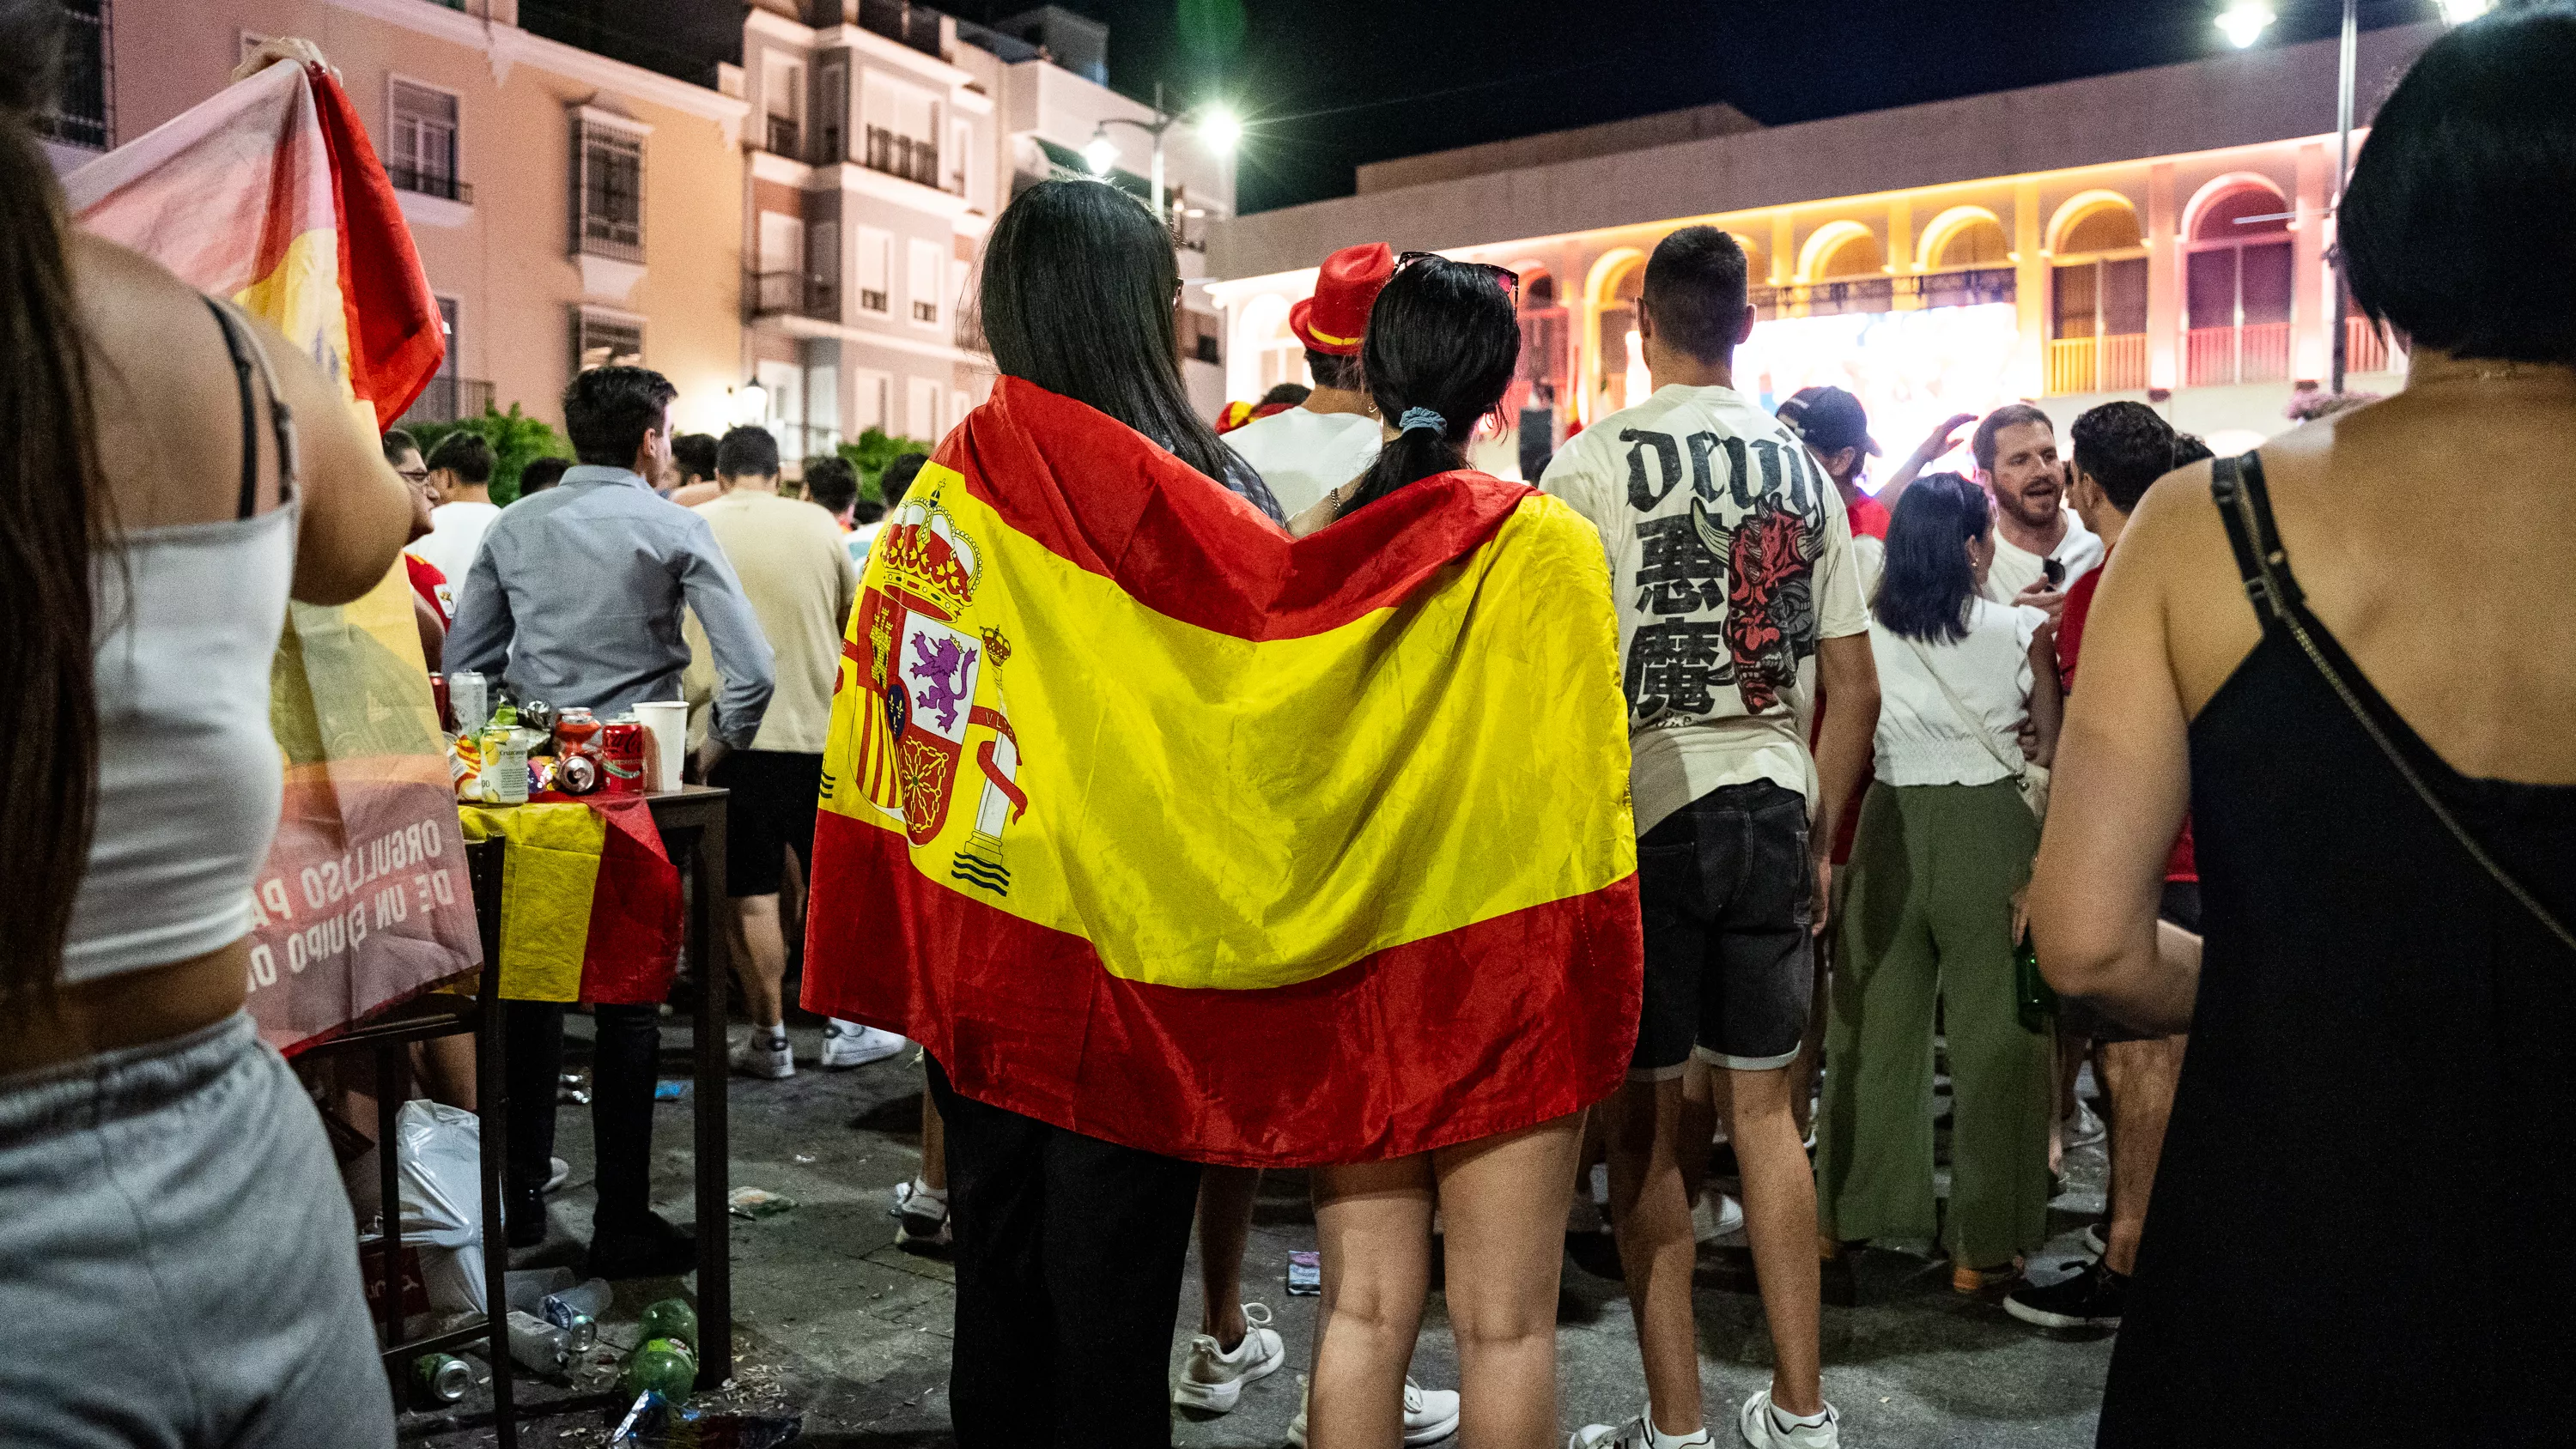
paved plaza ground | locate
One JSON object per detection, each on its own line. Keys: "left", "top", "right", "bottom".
{"left": 415, "top": 1013, "right": 2114, "bottom": 1448}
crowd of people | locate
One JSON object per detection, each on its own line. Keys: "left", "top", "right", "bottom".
{"left": 5, "top": 2, "right": 2574, "bottom": 1446}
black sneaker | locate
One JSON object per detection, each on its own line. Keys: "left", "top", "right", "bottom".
{"left": 2004, "top": 1257, "right": 2126, "bottom": 1330}
{"left": 587, "top": 1210, "right": 697, "bottom": 1280}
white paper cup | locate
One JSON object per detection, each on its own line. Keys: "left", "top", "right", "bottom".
{"left": 632, "top": 701, "right": 690, "bottom": 793}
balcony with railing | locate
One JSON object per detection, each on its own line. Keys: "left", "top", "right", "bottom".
{"left": 397, "top": 376, "right": 495, "bottom": 427}
{"left": 862, "top": 126, "right": 942, "bottom": 190}
{"left": 2045, "top": 334, "right": 2148, "bottom": 395}
{"left": 2345, "top": 314, "right": 2397, "bottom": 374}
{"left": 770, "top": 421, "right": 844, "bottom": 462}
{"left": 386, "top": 161, "right": 472, "bottom": 204}
{"left": 747, "top": 270, "right": 838, "bottom": 324}
{"left": 2186, "top": 322, "right": 2291, "bottom": 387}
{"left": 764, "top": 114, "right": 802, "bottom": 161}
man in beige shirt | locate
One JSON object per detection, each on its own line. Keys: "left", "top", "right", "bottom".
{"left": 687, "top": 426, "right": 904, "bottom": 1077}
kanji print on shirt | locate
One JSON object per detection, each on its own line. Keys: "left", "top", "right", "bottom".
{"left": 1618, "top": 427, "right": 1829, "bottom": 725}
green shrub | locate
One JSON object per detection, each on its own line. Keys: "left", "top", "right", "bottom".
{"left": 407, "top": 403, "right": 573, "bottom": 506}
{"left": 835, "top": 426, "right": 935, "bottom": 505}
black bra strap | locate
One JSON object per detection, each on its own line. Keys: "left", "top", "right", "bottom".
{"left": 208, "top": 297, "right": 260, "bottom": 520}
{"left": 203, "top": 297, "right": 301, "bottom": 518}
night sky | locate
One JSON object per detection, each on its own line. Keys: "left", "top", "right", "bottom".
{"left": 952, "top": 0, "right": 2437, "bottom": 214}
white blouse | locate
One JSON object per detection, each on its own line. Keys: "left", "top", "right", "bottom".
{"left": 1868, "top": 597, "right": 2046, "bottom": 787}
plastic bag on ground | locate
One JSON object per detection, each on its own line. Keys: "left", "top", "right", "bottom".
{"left": 394, "top": 1099, "right": 485, "bottom": 1314}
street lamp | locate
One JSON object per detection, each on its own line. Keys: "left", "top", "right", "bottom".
{"left": 2215, "top": 3, "right": 2275, "bottom": 47}
{"left": 2215, "top": 0, "right": 2492, "bottom": 391}
{"left": 1089, "top": 84, "right": 1240, "bottom": 233}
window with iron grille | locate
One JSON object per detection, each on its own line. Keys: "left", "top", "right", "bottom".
{"left": 39, "top": 0, "right": 112, "bottom": 152}
{"left": 389, "top": 82, "right": 464, "bottom": 202}
{"left": 570, "top": 118, "right": 644, "bottom": 263}
{"left": 573, "top": 309, "right": 644, "bottom": 374}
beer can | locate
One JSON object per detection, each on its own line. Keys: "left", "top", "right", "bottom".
{"left": 600, "top": 721, "right": 646, "bottom": 794}
{"left": 430, "top": 673, "right": 452, "bottom": 734}
{"left": 448, "top": 670, "right": 489, "bottom": 736}
{"left": 556, "top": 752, "right": 602, "bottom": 795}
{"left": 413, "top": 1351, "right": 471, "bottom": 1404}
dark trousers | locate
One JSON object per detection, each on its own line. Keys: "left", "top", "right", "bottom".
{"left": 505, "top": 1001, "right": 664, "bottom": 1231}
{"left": 926, "top": 1058, "right": 1202, "bottom": 1449}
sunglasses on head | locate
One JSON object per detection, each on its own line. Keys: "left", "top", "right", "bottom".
{"left": 1394, "top": 250, "right": 1520, "bottom": 302}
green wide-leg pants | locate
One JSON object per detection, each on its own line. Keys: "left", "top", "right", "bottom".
{"left": 1816, "top": 779, "right": 2055, "bottom": 1269}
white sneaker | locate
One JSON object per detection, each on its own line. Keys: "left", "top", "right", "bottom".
{"left": 1738, "top": 1391, "right": 1839, "bottom": 1449}
{"left": 1693, "top": 1190, "right": 1747, "bottom": 1243}
{"left": 1172, "top": 1303, "right": 1284, "bottom": 1412}
{"left": 1570, "top": 1415, "right": 1710, "bottom": 1448}
{"left": 820, "top": 1020, "right": 907, "bottom": 1069}
{"left": 1285, "top": 1379, "right": 1461, "bottom": 1446}
{"left": 542, "top": 1156, "right": 571, "bottom": 1194}
{"left": 728, "top": 1029, "right": 793, "bottom": 1080}
{"left": 894, "top": 1180, "right": 951, "bottom": 1251}
{"left": 2063, "top": 1100, "right": 2106, "bottom": 1150}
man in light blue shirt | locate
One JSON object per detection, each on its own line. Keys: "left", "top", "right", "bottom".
{"left": 447, "top": 365, "right": 775, "bottom": 1278}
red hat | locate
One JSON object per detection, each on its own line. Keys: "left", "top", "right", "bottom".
{"left": 1289, "top": 242, "right": 1394, "bottom": 357}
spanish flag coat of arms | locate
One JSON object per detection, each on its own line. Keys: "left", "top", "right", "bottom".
{"left": 804, "top": 379, "right": 1642, "bottom": 1166}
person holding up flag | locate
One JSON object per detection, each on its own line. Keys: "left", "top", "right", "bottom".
{"left": 0, "top": 9, "right": 417, "bottom": 1445}
{"left": 801, "top": 179, "right": 1639, "bottom": 1448}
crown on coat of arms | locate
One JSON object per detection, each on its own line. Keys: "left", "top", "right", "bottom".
{"left": 878, "top": 501, "right": 980, "bottom": 617}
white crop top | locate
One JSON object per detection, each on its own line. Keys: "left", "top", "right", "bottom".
{"left": 60, "top": 300, "right": 299, "bottom": 982}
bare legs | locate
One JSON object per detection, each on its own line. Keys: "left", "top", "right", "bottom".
{"left": 1603, "top": 1076, "right": 1705, "bottom": 1435}
{"left": 1718, "top": 1065, "right": 1823, "bottom": 1416}
{"left": 2096, "top": 1035, "right": 2186, "bottom": 1276}
{"left": 1310, "top": 1113, "right": 1583, "bottom": 1449}
{"left": 1196, "top": 1166, "right": 1262, "bottom": 1346}
{"left": 1604, "top": 1066, "right": 1823, "bottom": 1433}
{"left": 728, "top": 893, "right": 787, "bottom": 1030}
{"left": 920, "top": 1091, "right": 948, "bottom": 1192}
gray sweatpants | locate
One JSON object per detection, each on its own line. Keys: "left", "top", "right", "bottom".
{"left": 0, "top": 1012, "right": 397, "bottom": 1448}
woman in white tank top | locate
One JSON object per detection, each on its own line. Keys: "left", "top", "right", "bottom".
{"left": 0, "top": 17, "right": 416, "bottom": 1446}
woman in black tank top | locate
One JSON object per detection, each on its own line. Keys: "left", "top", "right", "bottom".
{"left": 2027, "top": 13, "right": 2576, "bottom": 1445}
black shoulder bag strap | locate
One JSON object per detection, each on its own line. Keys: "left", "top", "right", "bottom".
{"left": 2212, "top": 452, "right": 2575, "bottom": 955}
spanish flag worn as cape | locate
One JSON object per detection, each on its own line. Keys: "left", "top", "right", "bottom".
{"left": 802, "top": 379, "right": 1643, "bottom": 1167}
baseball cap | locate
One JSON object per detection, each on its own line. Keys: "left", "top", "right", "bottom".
{"left": 1776, "top": 385, "right": 1880, "bottom": 458}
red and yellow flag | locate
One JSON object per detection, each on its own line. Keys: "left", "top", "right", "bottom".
{"left": 67, "top": 60, "right": 467, "bottom": 1051}
{"left": 459, "top": 797, "right": 681, "bottom": 1007}
{"left": 803, "top": 379, "right": 1643, "bottom": 1167}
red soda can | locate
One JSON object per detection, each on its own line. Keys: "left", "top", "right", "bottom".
{"left": 599, "top": 721, "right": 646, "bottom": 794}
{"left": 430, "top": 674, "right": 453, "bottom": 734}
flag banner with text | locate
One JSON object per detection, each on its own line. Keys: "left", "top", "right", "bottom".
{"left": 67, "top": 60, "right": 470, "bottom": 1052}
{"left": 802, "top": 378, "right": 1643, "bottom": 1167}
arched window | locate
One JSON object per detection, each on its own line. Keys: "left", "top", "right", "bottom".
{"left": 1933, "top": 215, "right": 2010, "bottom": 270}
{"left": 1515, "top": 265, "right": 1568, "bottom": 418}
{"left": 2047, "top": 197, "right": 2148, "bottom": 394}
{"left": 1814, "top": 230, "right": 1883, "bottom": 280}
{"left": 2186, "top": 183, "right": 2293, "bottom": 385}
{"left": 2061, "top": 204, "right": 2142, "bottom": 256}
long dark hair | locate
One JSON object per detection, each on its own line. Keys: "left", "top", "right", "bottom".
{"left": 979, "top": 179, "right": 1240, "bottom": 486}
{"left": 1, "top": 0, "right": 109, "bottom": 1009}
{"left": 1873, "top": 471, "right": 1990, "bottom": 644}
{"left": 1342, "top": 256, "right": 1521, "bottom": 513}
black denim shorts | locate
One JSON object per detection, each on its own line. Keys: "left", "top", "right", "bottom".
{"left": 1633, "top": 779, "right": 1815, "bottom": 1076}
